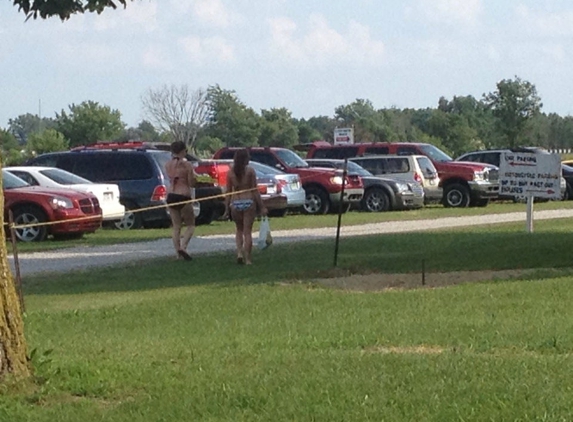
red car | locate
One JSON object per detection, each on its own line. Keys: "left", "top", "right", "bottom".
{"left": 3, "top": 169, "right": 102, "bottom": 242}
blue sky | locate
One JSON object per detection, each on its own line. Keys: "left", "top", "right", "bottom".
{"left": 1, "top": 0, "right": 573, "bottom": 129}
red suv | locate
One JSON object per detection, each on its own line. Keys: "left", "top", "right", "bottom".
{"left": 302, "top": 141, "right": 499, "bottom": 207}
{"left": 3, "top": 170, "right": 102, "bottom": 242}
{"left": 212, "top": 147, "right": 364, "bottom": 214}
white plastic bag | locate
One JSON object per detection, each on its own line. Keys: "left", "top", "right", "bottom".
{"left": 257, "top": 217, "right": 273, "bottom": 250}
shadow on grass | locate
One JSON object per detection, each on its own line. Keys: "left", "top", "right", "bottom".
{"left": 23, "top": 224, "right": 573, "bottom": 297}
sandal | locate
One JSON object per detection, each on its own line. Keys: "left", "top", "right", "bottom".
{"left": 178, "top": 250, "right": 193, "bottom": 261}
{"left": 237, "top": 256, "right": 245, "bottom": 265}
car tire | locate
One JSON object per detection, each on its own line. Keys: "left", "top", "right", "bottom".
{"left": 196, "top": 208, "right": 215, "bottom": 226}
{"left": 443, "top": 183, "right": 471, "bottom": 208}
{"left": 362, "top": 188, "right": 390, "bottom": 212}
{"left": 12, "top": 206, "right": 48, "bottom": 242}
{"left": 114, "top": 203, "right": 143, "bottom": 230}
{"left": 303, "top": 187, "right": 330, "bottom": 215}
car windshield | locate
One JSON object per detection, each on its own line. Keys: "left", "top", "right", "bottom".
{"left": 344, "top": 161, "right": 373, "bottom": 176}
{"left": 249, "top": 161, "right": 284, "bottom": 175}
{"left": 2, "top": 170, "right": 30, "bottom": 189}
{"left": 418, "top": 144, "right": 452, "bottom": 162}
{"left": 274, "top": 149, "right": 309, "bottom": 168}
{"left": 40, "top": 168, "right": 92, "bottom": 185}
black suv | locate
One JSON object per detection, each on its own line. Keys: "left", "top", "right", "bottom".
{"left": 26, "top": 145, "right": 224, "bottom": 228}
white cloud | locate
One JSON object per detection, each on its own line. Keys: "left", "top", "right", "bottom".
{"left": 408, "top": 0, "right": 483, "bottom": 26}
{"left": 516, "top": 5, "right": 573, "bottom": 37}
{"left": 178, "top": 36, "right": 235, "bottom": 64}
{"left": 92, "top": 1, "right": 158, "bottom": 32}
{"left": 168, "top": 0, "right": 238, "bottom": 28}
{"left": 142, "top": 45, "right": 174, "bottom": 71}
{"left": 268, "top": 14, "right": 384, "bottom": 67}
{"left": 55, "top": 41, "right": 120, "bottom": 68}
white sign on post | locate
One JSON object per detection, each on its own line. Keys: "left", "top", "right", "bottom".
{"left": 499, "top": 151, "right": 561, "bottom": 232}
{"left": 334, "top": 127, "right": 354, "bottom": 145}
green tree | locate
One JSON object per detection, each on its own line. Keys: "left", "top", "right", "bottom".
{"left": 56, "top": 101, "right": 125, "bottom": 147}
{"left": 483, "top": 76, "right": 542, "bottom": 148}
{"left": 259, "top": 108, "right": 299, "bottom": 148}
{"left": 294, "top": 119, "right": 322, "bottom": 145}
{"left": 305, "top": 115, "right": 338, "bottom": 143}
{"left": 8, "top": 113, "right": 56, "bottom": 144}
{"left": 335, "top": 99, "right": 395, "bottom": 142}
{"left": 205, "top": 85, "right": 261, "bottom": 147}
{"left": 0, "top": 129, "right": 25, "bottom": 165}
{"left": 12, "top": 0, "right": 132, "bottom": 20}
{"left": 195, "top": 136, "right": 225, "bottom": 157}
{"left": 25, "top": 129, "right": 69, "bottom": 156}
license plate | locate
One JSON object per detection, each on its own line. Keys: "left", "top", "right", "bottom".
{"left": 104, "top": 192, "right": 113, "bottom": 201}
{"left": 290, "top": 182, "right": 299, "bottom": 190}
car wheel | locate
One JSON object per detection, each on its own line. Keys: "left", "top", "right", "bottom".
{"left": 12, "top": 206, "right": 48, "bottom": 242}
{"left": 268, "top": 208, "right": 288, "bottom": 217}
{"left": 362, "top": 188, "right": 390, "bottom": 212}
{"left": 114, "top": 204, "right": 143, "bottom": 230}
{"left": 443, "top": 183, "right": 470, "bottom": 208}
{"left": 303, "top": 187, "right": 330, "bottom": 214}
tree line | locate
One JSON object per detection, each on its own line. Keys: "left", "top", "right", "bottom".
{"left": 2, "top": 76, "right": 571, "bottom": 165}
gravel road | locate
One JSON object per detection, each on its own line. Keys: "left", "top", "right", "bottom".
{"left": 9, "top": 209, "right": 573, "bottom": 277}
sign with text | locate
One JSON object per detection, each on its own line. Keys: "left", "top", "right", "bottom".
{"left": 334, "top": 127, "right": 354, "bottom": 145}
{"left": 499, "top": 152, "right": 561, "bottom": 199}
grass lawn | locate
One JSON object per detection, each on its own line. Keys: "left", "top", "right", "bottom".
{"left": 7, "top": 199, "right": 573, "bottom": 253}
{"left": 2, "top": 218, "right": 573, "bottom": 420}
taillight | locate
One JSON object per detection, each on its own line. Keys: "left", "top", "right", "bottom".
{"left": 151, "top": 185, "right": 167, "bottom": 201}
{"left": 414, "top": 172, "right": 423, "bottom": 183}
{"left": 258, "top": 185, "right": 267, "bottom": 194}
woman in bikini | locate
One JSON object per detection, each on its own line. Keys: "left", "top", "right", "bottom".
{"left": 224, "top": 149, "right": 267, "bottom": 265}
{"left": 165, "top": 141, "right": 196, "bottom": 261}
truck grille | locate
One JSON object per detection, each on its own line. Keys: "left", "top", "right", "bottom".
{"left": 486, "top": 169, "right": 499, "bottom": 182}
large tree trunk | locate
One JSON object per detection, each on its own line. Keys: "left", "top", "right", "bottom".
{"left": 0, "top": 166, "right": 30, "bottom": 378}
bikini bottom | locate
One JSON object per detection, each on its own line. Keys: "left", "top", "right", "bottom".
{"left": 166, "top": 193, "right": 191, "bottom": 211}
{"left": 231, "top": 199, "right": 254, "bottom": 212}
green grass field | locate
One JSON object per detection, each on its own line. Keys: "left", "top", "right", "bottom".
{"left": 2, "top": 217, "right": 573, "bottom": 421}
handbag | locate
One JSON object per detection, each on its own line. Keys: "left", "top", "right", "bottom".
{"left": 257, "top": 216, "right": 273, "bottom": 250}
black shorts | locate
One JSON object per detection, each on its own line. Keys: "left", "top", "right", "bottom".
{"left": 166, "top": 193, "right": 191, "bottom": 211}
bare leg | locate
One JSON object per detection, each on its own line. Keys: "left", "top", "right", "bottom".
{"left": 170, "top": 208, "right": 183, "bottom": 258}
{"left": 180, "top": 204, "right": 196, "bottom": 251}
{"left": 232, "top": 208, "right": 245, "bottom": 262}
{"left": 242, "top": 207, "right": 257, "bottom": 265}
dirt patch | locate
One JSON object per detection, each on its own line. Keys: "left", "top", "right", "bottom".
{"left": 312, "top": 268, "right": 548, "bottom": 292}
{"left": 363, "top": 345, "right": 445, "bottom": 355}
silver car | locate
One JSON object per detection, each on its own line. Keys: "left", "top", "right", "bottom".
{"left": 247, "top": 161, "right": 306, "bottom": 216}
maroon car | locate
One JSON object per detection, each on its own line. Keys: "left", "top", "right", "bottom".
{"left": 3, "top": 169, "right": 102, "bottom": 242}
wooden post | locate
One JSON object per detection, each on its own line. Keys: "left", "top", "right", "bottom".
{"left": 333, "top": 159, "right": 348, "bottom": 267}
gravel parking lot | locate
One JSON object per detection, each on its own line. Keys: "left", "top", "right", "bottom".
{"left": 9, "top": 209, "right": 573, "bottom": 277}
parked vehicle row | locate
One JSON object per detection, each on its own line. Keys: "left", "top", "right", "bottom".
{"left": 5, "top": 140, "right": 571, "bottom": 242}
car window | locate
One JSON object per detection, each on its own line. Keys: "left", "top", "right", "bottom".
{"left": 396, "top": 146, "right": 419, "bottom": 156}
{"left": 28, "top": 154, "right": 59, "bottom": 167}
{"left": 417, "top": 144, "right": 452, "bottom": 162}
{"left": 458, "top": 153, "right": 479, "bottom": 162}
{"left": 40, "top": 168, "right": 92, "bottom": 185}
{"left": 2, "top": 170, "right": 30, "bottom": 189}
{"left": 481, "top": 152, "right": 501, "bottom": 167}
{"left": 364, "top": 146, "right": 389, "bottom": 155}
{"left": 416, "top": 156, "right": 437, "bottom": 177}
{"left": 313, "top": 146, "right": 358, "bottom": 159}
{"left": 217, "top": 150, "right": 236, "bottom": 160}
{"left": 273, "top": 149, "right": 308, "bottom": 168}
{"left": 352, "top": 159, "right": 383, "bottom": 175}
{"left": 249, "top": 161, "right": 284, "bottom": 175}
{"left": 387, "top": 158, "right": 410, "bottom": 173}
{"left": 8, "top": 171, "right": 39, "bottom": 186}
{"left": 250, "top": 151, "right": 279, "bottom": 168}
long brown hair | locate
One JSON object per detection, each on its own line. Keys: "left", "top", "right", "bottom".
{"left": 233, "top": 149, "right": 250, "bottom": 180}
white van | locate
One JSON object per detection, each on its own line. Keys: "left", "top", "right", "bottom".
{"left": 349, "top": 155, "right": 442, "bottom": 203}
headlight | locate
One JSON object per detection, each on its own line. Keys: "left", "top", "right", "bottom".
{"left": 473, "top": 171, "right": 486, "bottom": 182}
{"left": 395, "top": 182, "right": 409, "bottom": 192}
{"left": 50, "top": 196, "right": 74, "bottom": 209}
{"left": 330, "top": 176, "right": 344, "bottom": 185}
